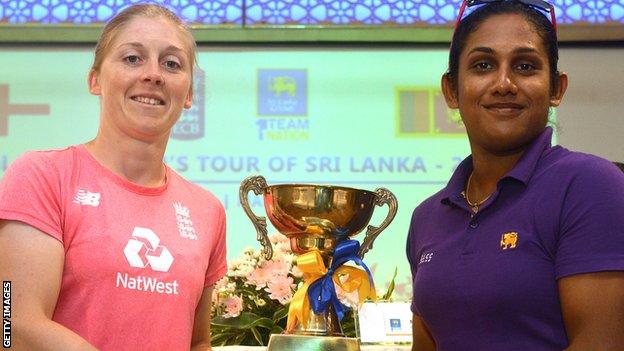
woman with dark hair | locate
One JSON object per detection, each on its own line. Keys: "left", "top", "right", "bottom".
{"left": 406, "top": 1, "right": 624, "bottom": 350}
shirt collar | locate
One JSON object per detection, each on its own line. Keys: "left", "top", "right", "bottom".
{"left": 505, "top": 127, "right": 553, "bottom": 185}
{"left": 440, "top": 127, "right": 553, "bottom": 204}
{"left": 440, "top": 156, "right": 473, "bottom": 205}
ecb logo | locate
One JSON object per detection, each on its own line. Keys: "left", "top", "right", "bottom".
{"left": 257, "top": 69, "right": 307, "bottom": 116}
{"left": 396, "top": 87, "right": 466, "bottom": 136}
{"left": 171, "top": 67, "right": 205, "bottom": 140}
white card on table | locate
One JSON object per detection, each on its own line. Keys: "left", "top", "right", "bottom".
{"left": 357, "top": 301, "right": 412, "bottom": 344}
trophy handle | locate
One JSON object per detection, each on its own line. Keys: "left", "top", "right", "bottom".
{"left": 239, "top": 175, "right": 273, "bottom": 260}
{"left": 358, "top": 188, "right": 398, "bottom": 259}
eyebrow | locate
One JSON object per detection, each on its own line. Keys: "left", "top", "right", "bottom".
{"left": 117, "top": 42, "right": 186, "bottom": 55}
{"left": 467, "top": 46, "right": 540, "bottom": 56}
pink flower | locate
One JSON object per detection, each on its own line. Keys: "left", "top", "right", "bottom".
{"left": 247, "top": 266, "right": 273, "bottom": 289}
{"left": 273, "top": 241, "right": 292, "bottom": 255}
{"left": 214, "top": 276, "right": 229, "bottom": 292}
{"left": 222, "top": 295, "right": 243, "bottom": 318}
{"left": 269, "top": 232, "right": 293, "bottom": 258}
{"left": 263, "top": 259, "right": 290, "bottom": 277}
{"left": 212, "top": 277, "right": 233, "bottom": 302}
{"left": 266, "top": 276, "right": 295, "bottom": 305}
{"left": 269, "top": 232, "right": 290, "bottom": 246}
{"left": 248, "top": 257, "right": 292, "bottom": 289}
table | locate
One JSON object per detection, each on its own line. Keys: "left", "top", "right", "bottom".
{"left": 215, "top": 345, "right": 411, "bottom": 351}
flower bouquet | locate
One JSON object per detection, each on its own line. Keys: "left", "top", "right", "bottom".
{"left": 211, "top": 232, "right": 390, "bottom": 346}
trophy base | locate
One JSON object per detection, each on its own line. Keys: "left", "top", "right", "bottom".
{"left": 267, "top": 334, "right": 360, "bottom": 351}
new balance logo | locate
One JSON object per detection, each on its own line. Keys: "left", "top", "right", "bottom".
{"left": 123, "top": 227, "right": 174, "bottom": 272}
{"left": 73, "top": 189, "right": 100, "bottom": 207}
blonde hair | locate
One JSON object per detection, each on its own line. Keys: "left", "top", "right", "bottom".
{"left": 91, "top": 4, "right": 197, "bottom": 74}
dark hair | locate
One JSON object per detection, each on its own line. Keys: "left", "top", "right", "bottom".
{"left": 614, "top": 162, "right": 624, "bottom": 173}
{"left": 447, "top": 1, "right": 559, "bottom": 93}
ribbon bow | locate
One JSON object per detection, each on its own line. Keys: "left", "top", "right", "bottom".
{"left": 286, "top": 240, "right": 376, "bottom": 332}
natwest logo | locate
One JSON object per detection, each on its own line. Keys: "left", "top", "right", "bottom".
{"left": 123, "top": 227, "right": 174, "bottom": 272}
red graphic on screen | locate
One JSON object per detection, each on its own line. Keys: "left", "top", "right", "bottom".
{"left": 0, "top": 84, "right": 50, "bottom": 136}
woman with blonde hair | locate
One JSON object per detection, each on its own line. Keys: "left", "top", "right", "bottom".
{"left": 0, "top": 4, "right": 226, "bottom": 350}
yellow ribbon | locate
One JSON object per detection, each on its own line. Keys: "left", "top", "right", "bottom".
{"left": 286, "top": 250, "right": 377, "bottom": 332}
{"left": 333, "top": 265, "right": 377, "bottom": 306}
{"left": 287, "top": 249, "right": 326, "bottom": 332}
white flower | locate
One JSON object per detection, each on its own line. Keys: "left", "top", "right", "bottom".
{"left": 231, "top": 266, "right": 254, "bottom": 277}
{"left": 290, "top": 264, "right": 303, "bottom": 278}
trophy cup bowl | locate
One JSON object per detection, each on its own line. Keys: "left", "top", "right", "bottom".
{"left": 239, "top": 175, "right": 398, "bottom": 351}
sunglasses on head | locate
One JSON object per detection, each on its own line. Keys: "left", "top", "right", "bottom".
{"left": 454, "top": 0, "right": 557, "bottom": 32}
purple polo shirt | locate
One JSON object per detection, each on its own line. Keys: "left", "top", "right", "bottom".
{"left": 407, "top": 127, "right": 624, "bottom": 351}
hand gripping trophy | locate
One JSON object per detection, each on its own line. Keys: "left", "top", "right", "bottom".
{"left": 240, "top": 175, "right": 398, "bottom": 351}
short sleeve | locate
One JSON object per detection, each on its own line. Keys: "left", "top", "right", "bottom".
{"left": 0, "top": 152, "right": 64, "bottom": 242}
{"left": 555, "top": 158, "right": 624, "bottom": 279}
{"left": 204, "top": 203, "right": 227, "bottom": 287}
{"left": 406, "top": 208, "right": 420, "bottom": 314}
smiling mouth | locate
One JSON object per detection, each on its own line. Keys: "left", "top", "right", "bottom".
{"left": 484, "top": 104, "right": 524, "bottom": 114}
{"left": 131, "top": 96, "right": 164, "bottom": 106}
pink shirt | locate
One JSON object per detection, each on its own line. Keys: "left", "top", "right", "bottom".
{"left": 0, "top": 145, "right": 227, "bottom": 350}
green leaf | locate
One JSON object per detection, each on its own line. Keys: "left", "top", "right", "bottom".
{"left": 341, "top": 310, "right": 357, "bottom": 338}
{"left": 254, "top": 317, "right": 275, "bottom": 330}
{"left": 270, "top": 325, "right": 284, "bottom": 334}
{"left": 211, "top": 329, "right": 238, "bottom": 346}
{"left": 232, "top": 331, "right": 249, "bottom": 345}
{"left": 272, "top": 305, "right": 289, "bottom": 322}
{"left": 212, "top": 312, "right": 264, "bottom": 329}
{"left": 381, "top": 267, "right": 398, "bottom": 301}
{"left": 215, "top": 331, "right": 234, "bottom": 339}
{"left": 250, "top": 326, "right": 264, "bottom": 345}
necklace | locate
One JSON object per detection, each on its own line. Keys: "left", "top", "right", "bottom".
{"left": 463, "top": 172, "right": 492, "bottom": 213}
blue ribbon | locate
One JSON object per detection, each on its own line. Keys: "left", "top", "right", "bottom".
{"left": 307, "top": 240, "right": 375, "bottom": 321}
